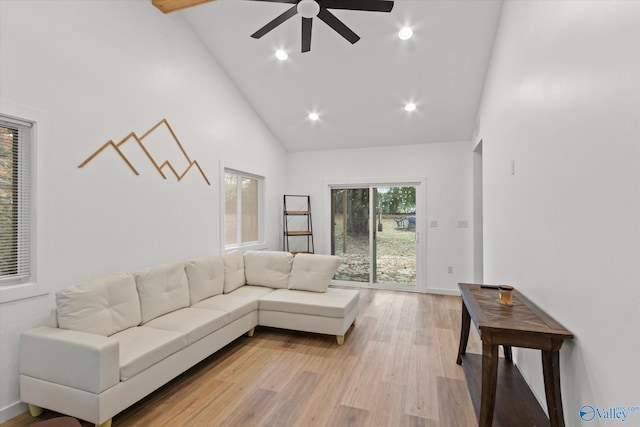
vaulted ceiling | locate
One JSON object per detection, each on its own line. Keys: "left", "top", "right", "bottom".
{"left": 160, "top": 0, "right": 503, "bottom": 152}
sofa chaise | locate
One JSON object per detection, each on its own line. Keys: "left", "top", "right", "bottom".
{"left": 19, "top": 251, "right": 359, "bottom": 427}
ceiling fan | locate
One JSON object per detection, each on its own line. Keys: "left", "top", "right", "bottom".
{"left": 249, "top": 0, "right": 394, "bottom": 53}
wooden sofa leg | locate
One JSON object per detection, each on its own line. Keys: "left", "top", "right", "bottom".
{"left": 96, "top": 419, "right": 112, "bottom": 427}
{"left": 336, "top": 335, "right": 345, "bottom": 345}
{"left": 248, "top": 327, "right": 255, "bottom": 337}
{"left": 28, "top": 404, "right": 43, "bottom": 417}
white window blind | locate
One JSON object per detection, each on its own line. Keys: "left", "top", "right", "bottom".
{"left": 0, "top": 115, "right": 33, "bottom": 285}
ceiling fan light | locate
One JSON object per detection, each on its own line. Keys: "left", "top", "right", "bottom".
{"left": 308, "top": 112, "right": 320, "bottom": 121}
{"left": 399, "top": 26, "right": 413, "bottom": 40}
{"left": 297, "top": 0, "right": 320, "bottom": 18}
{"left": 275, "top": 49, "right": 288, "bottom": 61}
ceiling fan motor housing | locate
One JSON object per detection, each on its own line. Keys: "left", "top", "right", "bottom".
{"left": 297, "top": 0, "right": 320, "bottom": 18}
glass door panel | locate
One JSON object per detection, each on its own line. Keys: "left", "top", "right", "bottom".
{"left": 331, "top": 188, "right": 370, "bottom": 282}
{"left": 374, "top": 186, "right": 416, "bottom": 286}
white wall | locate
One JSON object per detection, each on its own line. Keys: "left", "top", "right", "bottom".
{"left": 0, "top": 1, "right": 286, "bottom": 420}
{"left": 286, "top": 141, "right": 474, "bottom": 293}
{"left": 476, "top": 2, "right": 640, "bottom": 425}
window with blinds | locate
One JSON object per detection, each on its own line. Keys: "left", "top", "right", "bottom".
{"left": 0, "top": 115, "right": 34, "bottom": 286}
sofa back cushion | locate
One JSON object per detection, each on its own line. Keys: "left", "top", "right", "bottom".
{"left": 185, "top": 255, "right": 225, "bottom": 304}
{"left": 56, "top": 272, "right": 141, "bottom": 336}
{"left": 223, "top": 251, "right": 246, "bottom": 293}
{"left": 288, "top": 254, "right": 341, "bottom": 293}
{"left": 134, "top": 261, "right": 190, "bottom": 323}
{"left": 244, "top": 250, "right": 293, "bottom": 289}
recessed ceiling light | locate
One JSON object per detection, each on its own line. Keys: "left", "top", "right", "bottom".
{"left": 275, "top": 49, "right": 288, "bottom": 61}
{"left": 404, "top": 103, "right": 417, "bottom": 112}
{"left": 399, "top": 26, "right": 413, "bottom": 41}
{"left": 308, "top": 112, "right": 320, "bottom": 121}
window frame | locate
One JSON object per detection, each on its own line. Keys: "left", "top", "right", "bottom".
{"left": 220, "top": 162, "right": 266, "bottom": 253}
{"left": 0, "top": 102, "right": 45, "bottom": 303}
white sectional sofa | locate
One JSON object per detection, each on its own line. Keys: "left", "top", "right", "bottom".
{"left": 19, "top": 251, "right": 359, "bottom": 427}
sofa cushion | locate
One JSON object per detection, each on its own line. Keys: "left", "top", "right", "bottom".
{"left": 244, "top": 251, "right": 294, "bottom": 289}
{"left": 223, "top": 251, "right": 246, "bottom": 293}
{"left": 110, "top": 326, "right": 187, "bottom": 381}
{"left": 194, "top": 285, "right": 274, "bottom": 322}
{"left": 287, "top": 254, "right": 341, "bottom": 293}
{"left": 134, "top": 261, "right": 190, "bottom": 324}
{"left": 259, "top": 288, "right": 359, "bottom": 318}
{"left": 144, "top": 307, "right": 229, "bottom": 345}
{"left": 56, "top": 272, "right": 141, "bottom": 337}
{"left": 185, "top": 255, "right": 225, "bottom": 304}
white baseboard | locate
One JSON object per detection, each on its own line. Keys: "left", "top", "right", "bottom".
{"left": 0, "top": 401, "right": 27, "bottom": 423}
{"left": 424, "top": 287, "right": 461, "bottom": 296}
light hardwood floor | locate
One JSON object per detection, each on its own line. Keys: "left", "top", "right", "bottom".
{"left": 2, "top": 288, "right": 483, "bottom": 427}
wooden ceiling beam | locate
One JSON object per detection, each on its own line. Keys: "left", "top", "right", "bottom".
{"left": 152, "top": 0, "right": 216, "bottom": 14}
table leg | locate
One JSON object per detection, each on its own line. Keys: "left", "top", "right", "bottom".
{"left": 480, "top": 341, "right": 499, "bottom": 427}
{"left": 456, "top": 303, "right": 471, "bottom": 365}
{"left": 503, "top": 345, "right": 513, "bottom": 361}
{"left": 542, "top": 350, "right": 566, "bottom": 427}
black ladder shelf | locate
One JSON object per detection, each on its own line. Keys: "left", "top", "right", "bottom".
{"left": 283, "top": 195, "right": 314, "bottom": 254}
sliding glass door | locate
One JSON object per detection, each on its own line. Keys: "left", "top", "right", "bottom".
{"left": 330, "top": 185, "right": 417, "bottom": 288}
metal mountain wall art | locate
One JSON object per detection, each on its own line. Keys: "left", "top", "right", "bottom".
{"left": 79, "top": 119, "right": 211, "bottom": 186}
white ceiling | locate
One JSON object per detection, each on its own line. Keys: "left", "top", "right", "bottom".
{"left": 181, "top": 0, "right": 503, "bottom": 152}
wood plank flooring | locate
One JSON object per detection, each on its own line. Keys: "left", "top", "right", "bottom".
{"left": 2, "top": 288, "right": 483, "bottom": 427}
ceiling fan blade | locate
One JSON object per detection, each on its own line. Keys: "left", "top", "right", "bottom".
{"left": 317, "top": 8, "right": 360, "bottom": 44}
{"left": 251, "top": 5, "right": 298, "bottom": 39}
{"left": 302, "top": 17, "right": 312, "bottom": 52}
{"left": 322, "top": 0, "right": 394, "bottom": 13}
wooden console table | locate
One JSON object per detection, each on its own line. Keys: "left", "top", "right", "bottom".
{"left": 456, "top": 283, "right": 574, "bottom": 427}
